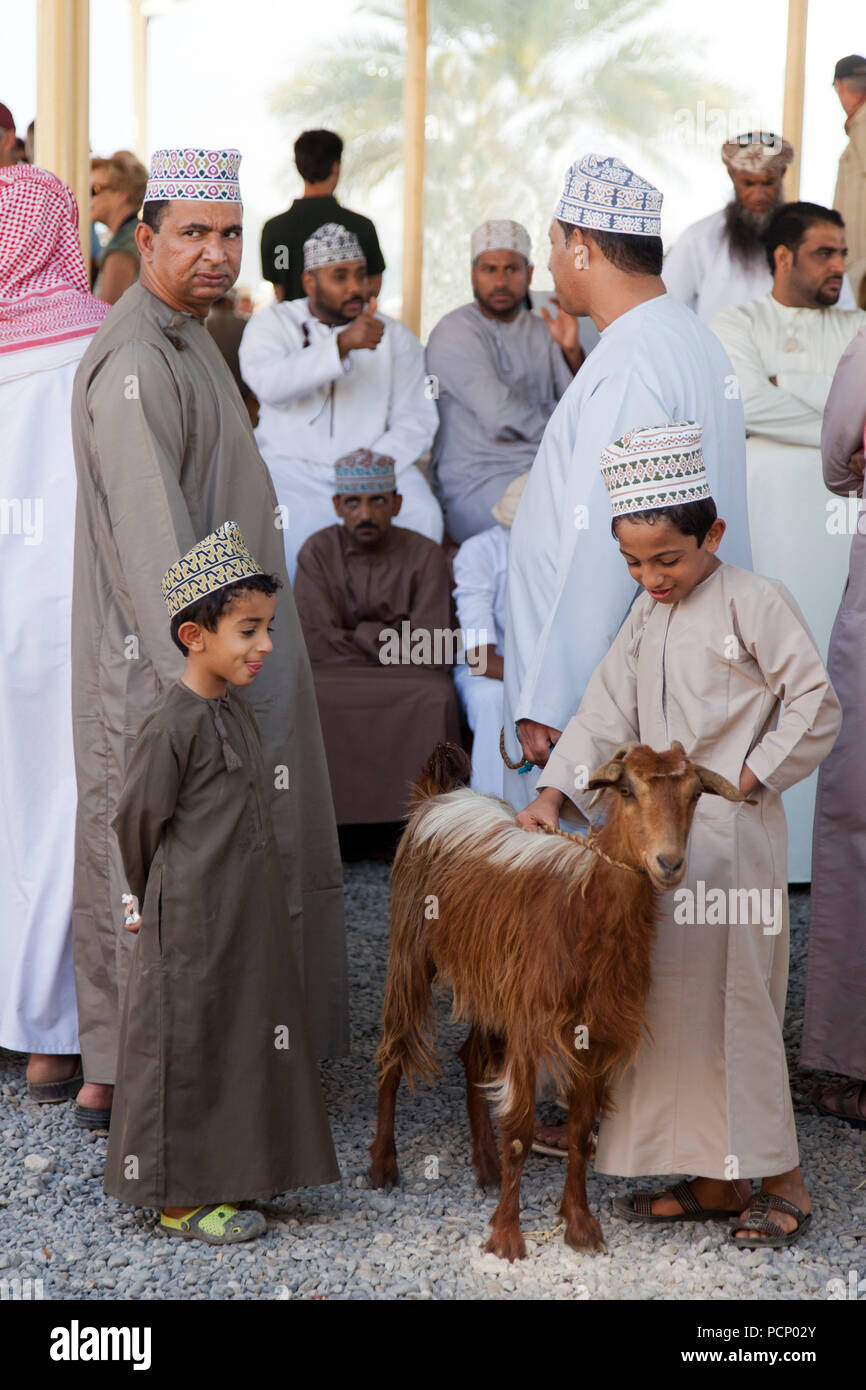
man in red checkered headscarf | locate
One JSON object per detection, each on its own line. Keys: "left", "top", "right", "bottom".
{"left": 0, "top": 164, "right": 108, "bottom": 1102}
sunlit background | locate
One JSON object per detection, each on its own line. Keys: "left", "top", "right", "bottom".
{"left": 4, "top": 0, "right": 862, "bottom": 333}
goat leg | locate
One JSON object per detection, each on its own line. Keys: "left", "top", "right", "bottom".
{"left": 368, "top": 1064, "right": 401, "bottom": 1189}
{"left": 559, "top": 1079, "right": 605, "bottom": 1252}
{"left": 485, "top": 1056, "right": 535, "bottom": 1262}
{"left": 457, "top": 1027, "right": 501, "bottom": 1190}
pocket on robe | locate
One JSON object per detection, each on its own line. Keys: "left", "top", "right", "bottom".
{"left": 687, "top": 794, "right": 743, "bottom": 894}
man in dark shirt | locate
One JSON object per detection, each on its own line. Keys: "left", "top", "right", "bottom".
{"left": 261, "top": 129, "right": 385, "bottom": 302}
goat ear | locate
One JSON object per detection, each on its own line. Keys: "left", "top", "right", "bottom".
{"left": 694, "top": 764, "right": 756, "bottom": 804}
{"left": 586, "top": 741, "right": 640, "bottom": 790}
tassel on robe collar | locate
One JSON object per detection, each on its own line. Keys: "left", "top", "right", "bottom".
{"left": 208, "top": 701, "right": 243, "bottom": 773}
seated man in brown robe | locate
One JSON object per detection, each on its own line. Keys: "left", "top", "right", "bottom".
{"left": 294, "top": 449, "right": 461, "bottom": 824}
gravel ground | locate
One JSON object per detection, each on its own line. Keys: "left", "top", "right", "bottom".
{"left": 1, "top": 873, "right": 864, "bottom": 1301}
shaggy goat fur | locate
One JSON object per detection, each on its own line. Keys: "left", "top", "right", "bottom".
{"left": 369, "top": 740, "right": 739, "bottom": 1260}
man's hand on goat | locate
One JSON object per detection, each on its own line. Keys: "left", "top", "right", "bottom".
{"left": 517, "top": 718, "right": 562, "bottom": 768}
{"left": 738, "top": 763, "right": 761, "bottom": 798}
{"left": 516, "top": 788, "right": 565, "bottom": 832}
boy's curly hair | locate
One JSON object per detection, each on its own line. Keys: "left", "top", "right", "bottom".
{"left": 170, "top": 573, "right": 282, "bottom": 653}
{"left": 611, "top": 496, "right": 718, "bottom": 547}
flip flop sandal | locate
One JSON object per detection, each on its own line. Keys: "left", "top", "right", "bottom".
{"left": 730, "top": 1193, "right": 812, "bottom": 1250}
{"left": 813, "top": 1081, "right": 866, "bottom": 1131}
{"left": 73, "top": 1103, "right": 112, "bottom": 1131}
{"left": 28, "top": 1072, "right": 83, "bottom": 1103}
{"left": 613, "top": 1179, "right": 744, "bottom": 1223}
{"left": 158, "top": 1204, "right": 267, "bottom": 1245}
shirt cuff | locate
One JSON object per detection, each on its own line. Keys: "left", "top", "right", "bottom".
{"left": 743, "top": 747, "right": 775, "bottom": 790}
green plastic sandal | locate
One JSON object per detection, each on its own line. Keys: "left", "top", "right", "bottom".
{"left": 159, "top": 1204, "right": 266, "bottom": 1245}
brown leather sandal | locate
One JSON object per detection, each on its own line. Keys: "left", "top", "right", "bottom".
{"left": 730, "top": 1192, "right": 812, "bottom": 1249}
{"left": 613, "top": 1179, "right": 744, "bottom": 1223}
{"left": 813, "top": 1081, "right": 866, "bottom": 1131}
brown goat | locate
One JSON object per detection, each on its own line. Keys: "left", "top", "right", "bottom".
{"left": 369, "top": 740, "right": 748, "bottom": 1261}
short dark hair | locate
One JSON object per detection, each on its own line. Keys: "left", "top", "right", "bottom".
{"left": 294, "top": 129, "right": 343, "bottom": 184}
{"left": 170, "top": 573, "right": 282, "bottom": 653}
{"left": 611, "top": 497, "right": 719, "bottom": 548}
{"left": 558, "top": 219, "right": 663, "bottom": 276}
{"left": 765, "top": 201, "right": 845, "bottom": 273}
{"left": 141, "top": 199, "right": 169, "bottom": 232}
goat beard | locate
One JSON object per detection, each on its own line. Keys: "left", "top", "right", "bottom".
{"left": 722, "top": 196, "right": 783, "bottom": 270}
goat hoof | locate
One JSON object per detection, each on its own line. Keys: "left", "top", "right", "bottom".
{"left": 368, "top": 1156, "right": 399, "bottom": 1189}
{"left": 485, "top": 1227, "right": 527, "bottom": 1262}
{"left": 563, "top": 1215, "right": 604, "bottom": 1253}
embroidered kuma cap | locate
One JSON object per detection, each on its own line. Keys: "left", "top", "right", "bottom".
{"left": 555, "top": 154, "right": 662, "bottom": 238}
{"left": 334, "top": 449, "right": 397, "bottom": 495}
{"left": 162, "top": 521, "right": 265, "bottom": 618}
{"left": 471, "top": 220, "right": 532, "bottom": 263}
{"left": 721, "top": 131, "right": 794, "bottom": 176}
{"left": 600, "top": 422, "right": 710, "bottom": 517}
{"left": 303, "top": 222, "right": 365, "bottom": 271}
{"left": 143, "top": 148, "right": 242, "bottom": 203}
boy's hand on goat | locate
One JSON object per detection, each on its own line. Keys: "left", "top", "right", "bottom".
{"left": 517, "top": 718, "right": 562, "bottom": 768}
{"left": 515, "top": 789, "right": 564, "bottom": 832}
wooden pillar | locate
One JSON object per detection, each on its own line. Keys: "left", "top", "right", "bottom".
{"left": 782, "top": 0, "right": 808, "bottom": 200}
{"left": 401, "top": 0, "right": 427, "bottom": 335}
{"left": 36, "top": 0, "right": 91, "bottom": 265}
{"left": 131, "top": 0, "right": 149, "bottom": 163}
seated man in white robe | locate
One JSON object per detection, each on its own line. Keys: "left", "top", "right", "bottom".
{"left": 665, "top": 132, "right": 856, "bottom": 320}
{"left": 426, "top": 220, "right": 581, "bottom": 543}
{"left": 453, "top": 474, "right": 528, "bottom": 796}
{"left": 710, "top": 200, "right": 866, "bottom": 879}
{"left": 239, "top": 223, "right": 442, "bottom": 580}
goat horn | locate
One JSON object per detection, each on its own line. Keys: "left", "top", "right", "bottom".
{"left": 693, "top": 763, "right": 756, "bottom": 804}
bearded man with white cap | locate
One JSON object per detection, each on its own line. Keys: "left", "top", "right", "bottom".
{"left": 502, "top": 153, "right": 752, "bottom": 811}
{"left": 426, "top": 220, "right": 581, "bottom": 543}
{"left": 239, "top": 222, "right": 441, "bottom": 580}
{"left": 70, "top": 148, "right": 348, "bottom": 1130}
{"left": 665, "top": 132, "right": 857, "bottom": 322}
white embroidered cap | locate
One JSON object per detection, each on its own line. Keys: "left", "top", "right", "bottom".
{"left": 471, "top": 219, "right": 532, "bottom": 263}
{"left": 303, "top": 222, "right": 365, "bottom": 271}
{"left": 555, "top": 153, "right": 662, "bottom": 238}
{"left": 600, "top": 422, "right": 710, "bottom": 516}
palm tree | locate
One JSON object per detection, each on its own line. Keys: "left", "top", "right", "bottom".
{"left": 273, "top": 0, "right": 735, "bottom": 333}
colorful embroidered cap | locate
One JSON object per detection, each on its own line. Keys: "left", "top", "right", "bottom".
{"left": 721, "top": 131, "right": 794, "bottom": 176}
{"left": 303, "top": 222, "right": 365, "bottom": 271}
{"left": 162, "top": 521, "right": 264, "bottom": 618}
{"left": 555, "top": 153, "right": 662, "bottom": 238}
{"left": 143, "top": 148, "right": 242, "bottom": 203}
{"left": 471, "top": 219, "right": 532, "bottom": 263}
{"left": 600, "top": 422, "right": 710, "bottom": 516}
{"left": 334, "top": 449, "right": 397, "bottom": 495}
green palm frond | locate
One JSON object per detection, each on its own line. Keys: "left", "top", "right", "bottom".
{"left": 272, "top": 0, "right": 739, "bottom": 331}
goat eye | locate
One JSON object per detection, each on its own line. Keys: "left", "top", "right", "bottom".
{"left": 691, "top": 788, "right": 702, "bottom": 802}
{"left": 619, "top": 785, "right": 633, "bottom": 799}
